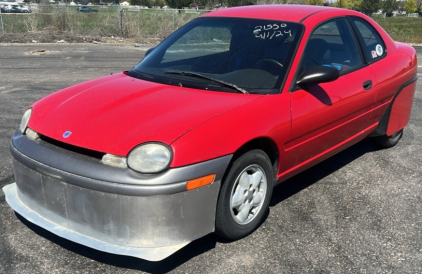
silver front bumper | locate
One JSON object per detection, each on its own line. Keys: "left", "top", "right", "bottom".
{"left": 3, "top": 183, "right": 194, "bottom": 261}
{"left": 4, "top": 131, "right": 232, "bottom": 261}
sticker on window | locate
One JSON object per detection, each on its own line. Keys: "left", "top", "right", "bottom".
{"left": 375, "top": 44, "right": 383, "bottom": 56}
{"left": 371, "top": 50, "right": 377, "bottom": 58}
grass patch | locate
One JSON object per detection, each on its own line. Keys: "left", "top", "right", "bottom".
{"left": 0, "top": 7, "right": 205, "bottom": 40}
{"left": 1, "top": 7, "right": 421, "bottom": 44}
{"left": 374, "top": 17, "right": 422, "bottom": 43}
{"left": 122, "top": 10, "right": 205, "bottom": 38}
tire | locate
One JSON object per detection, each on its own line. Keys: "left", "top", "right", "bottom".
{"left": 215, "top": 149, "right": 273, "bottom": 240}
{"left": 372, "top": 129, "right": 403, "bottom": 148}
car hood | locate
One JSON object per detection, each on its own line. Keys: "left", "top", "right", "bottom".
{"left": 29, "top": 73, "right": 263, "bottom": 156}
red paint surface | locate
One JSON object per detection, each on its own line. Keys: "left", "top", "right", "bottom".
{"left": 387, "top": 82, "right": 417, "bottom": 136}
{"left": 29, "top": 73, "right": 263, "bottom": 156}
{"left": 26, "top": 5, "right": 418, "bottom": 181}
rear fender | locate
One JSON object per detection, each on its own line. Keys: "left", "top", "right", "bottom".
{"left": 372, "top": 77, "right": 417, "bottom": 137}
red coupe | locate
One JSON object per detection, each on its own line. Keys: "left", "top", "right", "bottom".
{"left": 3, "top": 5, "right": 417, "bottom": 261}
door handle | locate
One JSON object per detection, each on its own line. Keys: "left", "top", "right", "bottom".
{"left": 363, "top": 80, "right": 372, "bottom": 90}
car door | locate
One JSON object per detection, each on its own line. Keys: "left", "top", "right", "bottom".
{"left": 285, "top": 18, "right": 376, "bottom": 170}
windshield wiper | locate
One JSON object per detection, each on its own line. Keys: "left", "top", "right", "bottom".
{"left": 163, "top": 71, "right": 249, "bottom": 94}
{"left": 127, "top": 70, "right": 156, "bottom": 80}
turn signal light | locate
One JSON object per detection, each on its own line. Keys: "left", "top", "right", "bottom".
{"left": 186, "top": 174, "right": 215, "bottom": 191}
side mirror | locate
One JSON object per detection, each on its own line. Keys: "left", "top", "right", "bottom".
{"left": 145, "top": 47, "right": 155, "bottom": 57}
{"left": 296, "top": 66, "right": 339, "bottom": 86}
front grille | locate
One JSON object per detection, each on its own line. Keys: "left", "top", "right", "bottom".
{"left": 39, "top": 134, "right": 104, "bottom": 160}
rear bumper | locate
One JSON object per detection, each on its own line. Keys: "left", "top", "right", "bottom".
{"left": 4, "top": 130, "right": 232, "bottom": 261}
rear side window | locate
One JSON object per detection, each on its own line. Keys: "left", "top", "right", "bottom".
{"left": 349, "top": 17, "right": 386, "bottom": 63}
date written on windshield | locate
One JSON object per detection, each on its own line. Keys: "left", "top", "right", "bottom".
{"left": 253, "top": 23, "right": 292, "bottom": 39}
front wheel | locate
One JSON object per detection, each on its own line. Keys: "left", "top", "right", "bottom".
{"left": 215, "top": 149, "right": 273, "bottom": 240}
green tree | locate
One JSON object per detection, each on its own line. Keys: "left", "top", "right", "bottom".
{"left": 131, "top": 0, "right": 152, "bottom": 5}
{"left": 154, "top": 0, "right": 165, "bottom": 6}
{"left": 226, "top": 0, "right": 256, "bottom": 7}
{"left": 306, "top": 0, "right": 323, "bottom": 5}
{"left": 360, "top": 0, "right": 381, "bottom": 15}
{"left": 404, "top": 0, "right": 417, "bottom": 13}
{"left": 335, "top": 0, "right": 349, "bottom": 8}
{"left": 349, "top": 0, "right": 362, "bottom": 10}
{"left": 383, "top": 0, "right": 398, "bottom": 15}
{"left": 197, "top": 0, "right": 219, "bottom": 9}
{"left": 166, "top": 0, "right": 192, "bottom": 8}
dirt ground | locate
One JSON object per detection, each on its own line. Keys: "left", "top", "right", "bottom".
{"left": 0, "top": 32, "right": 162, "bottom": 45}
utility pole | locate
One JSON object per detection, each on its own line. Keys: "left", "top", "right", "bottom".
{"left": 0, "top": 9, "right": 4, "bottom": 36}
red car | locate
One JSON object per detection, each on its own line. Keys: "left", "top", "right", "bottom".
{"left": 3, "top": 5, "right": 417, "bottom": 261}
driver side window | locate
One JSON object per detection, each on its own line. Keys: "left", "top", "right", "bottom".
{"left": 300, "top": 18, "right": 363, "bottom": 75}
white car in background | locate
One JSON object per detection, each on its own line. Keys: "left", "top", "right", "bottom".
{"left": 17, "top": 4, "right": 32, "bottom": 13}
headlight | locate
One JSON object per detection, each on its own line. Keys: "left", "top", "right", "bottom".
{"left": 128, "top": 143, "right": 172, "bottom": 173}
{"left": 20, "top": 108, "right": 32, "bottom": 134}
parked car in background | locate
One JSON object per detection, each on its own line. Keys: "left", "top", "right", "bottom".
{"left": 3, "top": 5, "right": 417, "bottom": 262}
{"left": 17, "top": 4, "right": 32, "bottom": 13}
{"left": 1, "top": 5, "right": 22, "bottom": 13}
{"left": 76, "top": 6, "right": 97, "bottom": 13}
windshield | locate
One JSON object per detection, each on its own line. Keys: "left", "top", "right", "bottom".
{"left": 128, "top": 17, "right": 303, "bottom": 94}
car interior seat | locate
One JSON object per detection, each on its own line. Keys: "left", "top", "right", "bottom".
{"left": 302, "top": 38, "right": 331, "bottom": 72}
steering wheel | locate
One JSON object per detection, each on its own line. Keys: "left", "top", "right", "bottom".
{"left": 255, "top": 58, "right": 283, "bottom": 69}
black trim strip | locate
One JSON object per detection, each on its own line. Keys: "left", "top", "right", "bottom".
{"left": 300, "top": 10, "right": 327, "bottom": 23}
{"left": 345, "top": 16, "right": 366, "bottom": 67}
{"left": 371, "top": 76, "right": 418, "bottom": 137}
{"left": 280, "top": 22, "right": 305, "bottom": 94}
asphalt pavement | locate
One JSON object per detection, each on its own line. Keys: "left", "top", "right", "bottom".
{"left": 0, "top": 44, "right": 421, "bottom": 274}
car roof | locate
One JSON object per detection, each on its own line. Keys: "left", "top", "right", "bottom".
{"left": 203, "top": 5, "right": 353, "bottom": 23}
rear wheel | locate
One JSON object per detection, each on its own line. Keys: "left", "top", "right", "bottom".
{"left": 215, "top": 149, "right": 273, "bottom": 240}
{"left": 372, "top": 129, "right": 403, "bottom": 148}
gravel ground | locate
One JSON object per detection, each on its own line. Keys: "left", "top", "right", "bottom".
{"left": 0, "top": 44, "right": 421, "bottom": 274}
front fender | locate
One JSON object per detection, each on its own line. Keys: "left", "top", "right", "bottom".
{"left": 170, "top": 93, "right": 291, "bottom": 168}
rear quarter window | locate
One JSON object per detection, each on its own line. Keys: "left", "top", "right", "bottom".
{"left": 349, "top": 17, "right": 387, "bottom": 63}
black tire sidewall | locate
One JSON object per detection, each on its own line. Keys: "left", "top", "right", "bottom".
{"left": 373, "top": 129, "right": 403, "bottom": 148}
{"left": 215, "top": 149, "right": 273, "bottom": 240}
